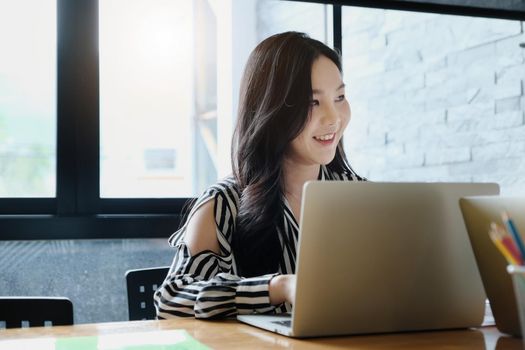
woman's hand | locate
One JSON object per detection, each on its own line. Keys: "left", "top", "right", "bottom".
{"left": 269, "top": 274, "right": 296, "bottom": 305}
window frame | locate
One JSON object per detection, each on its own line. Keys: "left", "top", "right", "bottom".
{"left": 0, "top": 0, "right": 185, "bottom": 239}
{"left": 298, "top": 0, "right": 525, "bottom": 21}
{"left": 0, "top": 0, "right": 523, "bottom": 240}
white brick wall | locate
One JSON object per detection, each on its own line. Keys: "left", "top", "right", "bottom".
{"left": 341, "top": 8, "right": 525, "bottom": 195}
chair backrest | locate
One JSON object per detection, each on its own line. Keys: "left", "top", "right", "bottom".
{"left": 0, "top": 297, "right": 73, "bottom": 329}
{"left": 125, "top": 266, "right": 169, "bottom": 321}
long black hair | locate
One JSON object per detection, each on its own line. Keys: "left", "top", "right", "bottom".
{"left": 231, "top": 32, "right": 353, "bottom": 277}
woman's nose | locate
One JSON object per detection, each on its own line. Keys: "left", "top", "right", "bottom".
{"left": 322, "top": 103, "right": 340, "bottom": 126}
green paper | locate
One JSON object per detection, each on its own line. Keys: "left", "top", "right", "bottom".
{"left": 56, "top": 336, "right": 98, "bottom": 350}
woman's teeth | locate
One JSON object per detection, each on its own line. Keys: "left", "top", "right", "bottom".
{"left": 314, "top": 133, "right": 335, "bottom": 141}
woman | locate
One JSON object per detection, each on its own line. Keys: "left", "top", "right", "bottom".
{"left": 154, "top": 31, "right": 365, "bottom": 319}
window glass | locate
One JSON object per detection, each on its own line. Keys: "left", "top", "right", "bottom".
{"left": 342, "top": 7, "right": 525, "bottom": 194}
{"left": 99, "top": 0, "right": 195, "bottom": 198}
{"left": 99, "top": 0, "right": 332, "bottom": 198}
{"left": 0, "top": 0, "right": 56, "bottom": 197}
{"left": 256, "top": 0, "right": 332, "bottom": 44}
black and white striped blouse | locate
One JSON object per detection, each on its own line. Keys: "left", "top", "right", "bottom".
{"left": 154, "top": 165, "right": 365, "bottom": 319}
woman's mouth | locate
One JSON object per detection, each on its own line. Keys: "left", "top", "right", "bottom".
{"left": 313, "top": 133, "right": 336, "bottom": 145}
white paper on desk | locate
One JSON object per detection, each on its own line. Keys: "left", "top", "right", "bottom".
{"left": 97, "top": 330, "right": 187, "bottom": 349}
{"left": 0, "top": 337, "right": 55, "bottom": 350}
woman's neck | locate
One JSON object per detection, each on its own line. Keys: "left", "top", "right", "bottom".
{"left": 282, "top": 160, "right": 320, "bottom": 199}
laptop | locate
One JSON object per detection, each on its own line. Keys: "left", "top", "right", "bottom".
{"left": 459, "top": 196, "right": 524, "bottom": 337}
{"left": 237, "top": 181, "right": 499, "bottom": 338}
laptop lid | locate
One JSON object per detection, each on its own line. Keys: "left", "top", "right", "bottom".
{"left": 290, "top": 181, "right": 499, "bottom": 338}
{"left": 459, "top": 196, "right": 524, "bottom": 337}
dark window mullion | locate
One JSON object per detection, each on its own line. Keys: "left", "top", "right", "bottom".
{"left": 0, "top": 198, "right": 56, "bottom": 215}
{"left": 333, "top": 4, "right": 342, "bottom": 55}
{"left": 0, "top": 216, "right": 180, "bottom": 240}
{"left": 57, "top": 0, "right": 100, "bottom": 216}
{"left": 75, "top": 0, "right": 100, "bottom": 215}
{"left": 56, "top": 0, "right": 76, "bottom": 216}
{"left": 98, "top": 198, "right": 191, "bottom": 215}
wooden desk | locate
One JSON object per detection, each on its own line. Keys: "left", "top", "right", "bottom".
{"left": 0, "top": 318, "right": 521, "bottom": 349}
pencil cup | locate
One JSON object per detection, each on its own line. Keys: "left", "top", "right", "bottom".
{"left": 507, "top": 265, "right": 525, "bottom": 342}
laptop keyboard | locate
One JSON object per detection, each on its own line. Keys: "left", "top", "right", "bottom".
{"left": 272, "top": 320, "right": 292, "bottom": 327}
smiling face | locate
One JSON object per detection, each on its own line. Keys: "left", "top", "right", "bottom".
{"left": 286, "top": 55, "right": 351, "bottom": 167}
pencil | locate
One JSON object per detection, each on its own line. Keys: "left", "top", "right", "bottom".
{"left": 489, "top": 226, "right": 520, "bottom": 265}
{"left": 492, "top": 223, "right": 524, "bottom": 265}
{"left": 502, "top": 212, "right": 525, "bottom": 263}
{"left": 501, "top": 238, "right": 524, "bottom": 265}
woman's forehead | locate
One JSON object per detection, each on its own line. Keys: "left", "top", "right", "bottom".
{"left": 311, "top": 56, "right": 344, "bottom": 93}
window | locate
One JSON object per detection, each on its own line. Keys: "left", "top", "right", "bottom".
{"left": 0, "top": 0, "right": 333, "bottom": 238}
{"left": 0, "top": 0, "right": 56, "bottom": 198}
{"left": 99, "top": 0, "right": 196, "bottom": 198}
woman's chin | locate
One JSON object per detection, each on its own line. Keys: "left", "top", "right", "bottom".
{"left": 317, "top": 152, "right": 337, "bottom": 165}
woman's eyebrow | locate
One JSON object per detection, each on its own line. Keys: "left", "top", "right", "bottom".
{"left": 312, "top": 83, "right": 346, "bottom": 94}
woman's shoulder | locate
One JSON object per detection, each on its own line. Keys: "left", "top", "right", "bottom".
{"left": 201, "top": 175, "right": 241, "bottom": 203}
{"left": 168, "top": 176, "right": 240, "bottom": 247}
{"left": 187, "top": 176, "right": 241, "bottom": 218}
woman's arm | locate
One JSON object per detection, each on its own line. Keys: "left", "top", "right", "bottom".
{"left": 183, "top": 200, "right": 220, "bottom": 255}
{"left": 269, "top": 274, "right": 296, "bottom": 305}
{"left": 154, "top": 195, "right": 294, "bottom": 319}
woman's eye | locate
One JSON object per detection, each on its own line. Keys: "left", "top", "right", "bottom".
{"left": 309, "top": 99, "right": 320, "bottom": 107}
{"left": 336, "top": 94, "right": 345, "bottom": 102}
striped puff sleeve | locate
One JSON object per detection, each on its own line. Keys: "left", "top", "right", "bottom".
{"left": 154, "top": 178, "right": 277, "bottom": 319}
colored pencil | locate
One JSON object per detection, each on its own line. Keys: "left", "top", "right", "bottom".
{"left": 489, "top": 224, "right": 521, "bottom": 265}
{"left": 490, "top": 223, "right": 523, "bottom": 265}
{"left": 501, "top": 212, "right": 525, "bottom": 263}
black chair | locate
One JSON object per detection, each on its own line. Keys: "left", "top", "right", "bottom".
{"left": 0, "top": 297, "right": 73, "bottom": 329}
{"left": 125, "top": 266, "right": 170, "bottom": 321}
